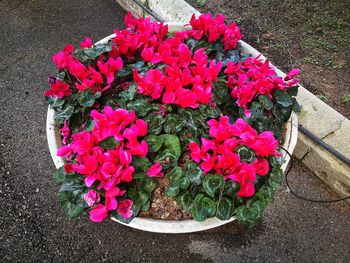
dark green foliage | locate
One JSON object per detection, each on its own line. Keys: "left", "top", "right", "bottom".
{"left": 98, "top": 137, "right": 119, "bottom": 149}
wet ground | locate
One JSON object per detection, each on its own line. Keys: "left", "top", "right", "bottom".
{"left": 0, "top": 0, "right": 349, "bottom": 262}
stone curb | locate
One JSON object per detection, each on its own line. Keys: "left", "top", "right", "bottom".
{"left": 115, "top": 0, "right": 350, "bottom": 201}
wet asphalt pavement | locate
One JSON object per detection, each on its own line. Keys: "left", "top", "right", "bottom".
{"left": 0, "top": 0, "right": 349, "bottom": 262}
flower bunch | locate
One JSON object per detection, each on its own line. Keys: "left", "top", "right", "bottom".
{"left": 188, "top": 13, "right": 242, "bottom": 50}
{"left": 189, "top": 117, "right": 278, "bottom": 197}
{"left": 224, "top": 56, "right": 300, "bottom": 115}
{"left": 57, "top": 106, "right": 149, "bottom": 222}
{"left": 47, "top": 13, "right": 300, "bottom": 227}
{"left": 134, "top": 47, "right": 222, "bottom": 108}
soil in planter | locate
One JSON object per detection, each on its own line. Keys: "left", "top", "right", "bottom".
{"left": 139, "top": 176, "right": 192, "bottom": 220}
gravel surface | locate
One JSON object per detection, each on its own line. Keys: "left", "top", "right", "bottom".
{"left": 0, "top": 0, "right": 349, "bottom": 262}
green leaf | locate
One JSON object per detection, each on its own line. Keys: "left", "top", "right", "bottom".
{"left": 54, "top": 105, "right": 74, "bottom": 124}
{"left": 235, "top": 205, "right": 256, "bottom": 227}
{"left": 154, "top": 149, "right": 178, "bottom": 169}
{"left": 191, "top": 194, "right": 216, "bottom": 222}
{"left": 274, "top": 90, "right": 293, "bottom": 107}
{"left": 120, "top": 84, "right": 137, "bottom": 101}
{"left": 137, "top": 191, "right": 150, "bottom": 207}
{"left": 58, "top": 181, "right": 86, "bottom": 219}
{"left": 216, "top": 197, "right": 234, "bottom": 220}
{"left": 250, "top": 102, "right": 264, "bottom": 121}
{"left": 222, "top": 49, "right": 240, "bottom": 66}
{"left": 84, "top": 119, "right": 95, "bottom": 131}
{"left": 57, "top": 70, "right": 67, "bottom": 81}
{"left": 249, "top": 201, "right": 264, "bottom": 220}
{"left": 258, "top": 95, "right": 273, "bottom": 110}
{"left": 201, "top": 197, "right": 216, "bottom": 217}
{"left": 272, "top": 104, "right": 293, "bottom": 124}
{"left": 287, "top": 85, "right": 299, "bottom": 97}
{"left": 186, "top": 38, "right": 199, "bottom": 52}
{"left": 117, "top": 67, "right": 132, "bottom": 77}
{"left": 166, "top": 166, "right": 184, "bottom": 183}
{"left": 258, "top": 185, "right": 275, "bottom": 201}
{"left": 132, "top": 172, "right": 146, "bottom": 180}
{"left": 98, "top": 137, "right": 119, "bottom": 149}
{"left": 49, "top": 97, "right": 65, "bottom": 108}
{"left": 268, "top": 167, "right": 284, "bottom": 190}
{"left": 185, "top": 161, "right": 204, "bottom": 185}
{"left": 127, "top": 98, "right": 151, "bottom": 117}
{"left": 236, "top": 145, "right": 255, "bottom": 163}
{"left": 224, "top": 180, "right": 239, "bottom": 196}
{"left": 158, "top": 134, "right": 181, "bottom": 159}
{"left": 163, "top": 114, "right": 186, "bottom": 134}
{"left": 131, "top": 156, "right": 151, "bottom": 172}
{"left": 213, "top": 82, "right": 230, "bottom": 105}
{"left": 145, "top": 135, "right": 163, "bottom": 153}
{"left": 81, "top": 43, "right": 112, "bottom": 59}
{"left": 144, "top": 113, "right": 165, "bottom": 134}
{"left": 165, "top": 185, "right": 180, "bottom": 197}
{"left": 140, "top": 178, "right": 157, "bottom": 193}
{"left": 178, "top": 177, "right": 190, "bottom": 189}
{"left": 58, "top": 193, "right": 84, "bottom": 219}
{"left": 141, "top": 199, "right": 151, "bottom": 211}
{"left": 269, "top": 155, "right": 284, "bottom": 168}
{"left": 199, "top": 104, "right": 221, "bottom": 118}
{"left": 177, "top": 108, "right": 199, "bottom": 135}
{"left": 53, "top": 166, "right": 66, "bottom": 184}
{"left": 178, "top": 193, "right": 193, "bottom": 211}
{"left": 292, "top": 98, "right": 302, "bottom": 113}
{"left": 203, "top": 173, "right": 225, "bottom": 197}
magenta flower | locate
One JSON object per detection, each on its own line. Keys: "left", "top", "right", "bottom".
{"left": 84, "top": 190, "right": 100, "bottom": 207}
{"left": 117, "top": 199, "right": 133, "bottom": 219}
{"left": 285, "top": 68, "right": 300, "bottom": 81}
{"left": 147, "top": 162, "right": 164, "bottom": 177}
{"left": 89, "top": 204, "right": 108, "bottom": 222}
{"left": 253, "top": 158, "right": 270, "bottom": 176}
{"left": 61, "top": 121, "right": 71, "bottom": 145}
{"left": 252, "top": 131, "right": 279, "bottom": 157}
{"left": 44, "top": 80, "right": 71, "bottom": 98}
{"left": 80, "top": 37, "right": 93, "bottom": 49}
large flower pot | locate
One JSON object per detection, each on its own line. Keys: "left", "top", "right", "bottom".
{"left": 47, "top": 22, "right": 298, "bottom": 233}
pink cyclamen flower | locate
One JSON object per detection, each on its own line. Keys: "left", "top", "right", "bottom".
{"left": 80, "top": 37, "right": 93, "bottom": 49}
{"left": 146, "top": 162, "right": 164, "bottom": 177}
{"left": 44, "top": 80, "right": 71, "bottom": 98}
{"left": 252, "top": 158, "right": 270, "bottom": 176}
{"left": 84, "top": 190, "right": 100, "bottom": 207}
{"left": 89, "top": 204, "right": 108, "bottom": 222}
{"left": 117, "top": 199, "right": 133, "bottom": 219}
{"left": 61, "top": 121, "right": 71, "bottom": 145}
{"left": 284, "top": 68, "right": 300, "bottom": 81}
{"left": 252, "top": 131, "right": 279, "bottom": 157}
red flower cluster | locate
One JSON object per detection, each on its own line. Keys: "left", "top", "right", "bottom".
{"left": 57, "top": 106, "right": 149, "bottom": 222}
{"left": 112, "top": 13, "right": 169, "bottom": 59}
{"left": 188, "top": 13, "right": 242, "bottom": 50}
{"left": 133, "top": 47, "right": 222, "bottom": 108}
{"left": 45, "top": 37, "right": 124, "bottom": 98}
{"left": 224, "top": 56, "right": 300, "bottom": 116}
{"left": 189, "top": 116, "right": 279, "bottom": 197}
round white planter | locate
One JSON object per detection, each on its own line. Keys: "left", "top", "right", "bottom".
{"left": 47, "top": 22, "right": 298, "bottom": 233}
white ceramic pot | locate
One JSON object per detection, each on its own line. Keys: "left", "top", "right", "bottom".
{"left": 47, "top": 22, "right": 298, "bottom": 233}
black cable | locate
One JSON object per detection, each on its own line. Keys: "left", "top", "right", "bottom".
{"left": 298, "top": 125, "right": 350, "bottom": 167}
{"left": 279, "top": 146, "right": 350, "bottom": 203}
{"left": 133, "top": 0, "right": 164, "bottom": 22}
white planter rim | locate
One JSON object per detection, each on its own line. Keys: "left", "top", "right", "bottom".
{"left": 46, "top": 22, "right": 298, "bottom": 233}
